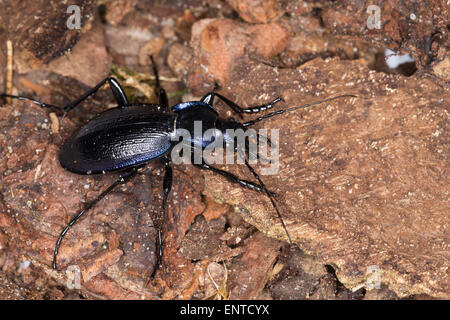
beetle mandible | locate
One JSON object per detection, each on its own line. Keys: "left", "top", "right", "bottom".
{"left": 1, "top": 57, "right": 355, "bottom": 277}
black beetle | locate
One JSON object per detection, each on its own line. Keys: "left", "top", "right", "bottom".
{"left": 1, "top": 58, "right": 355, "bottom": 277}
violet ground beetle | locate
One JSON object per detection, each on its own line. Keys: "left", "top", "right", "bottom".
{"left": 1, "top": 57, "right": 355, "bottom": 277}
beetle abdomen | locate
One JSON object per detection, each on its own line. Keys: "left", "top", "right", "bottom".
{"left": 59, "top": 106, "right": 175, "bottom": 174}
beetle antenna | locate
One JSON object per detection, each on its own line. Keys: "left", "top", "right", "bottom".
{"left": 242, "top": 94, "right": 357, "bottom": 127}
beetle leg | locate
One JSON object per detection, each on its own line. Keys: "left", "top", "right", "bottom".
{"left": 158, "top": 88, "right": 168, "bottom": 110}
{"left": 243, "top": 157, "right": 292, "bottom": 245}
{"left": 243, "top": 137, "right": 273, "bottom": 164}
{"left": 2, "top": 77, "right": 130, "bottom": 116}
{"left": 150, "top": 55, "right": 168, "bottom": 110}
{"left": 63, "top": 77, "right": 129, "bottom": 114}
{"left": 52, "top": 168, "right": 138, "bottom": 270}
{"left": 242, "top": 94, "right": 357, "bottom": 127}
{"left": 151, "top": 160, "right": 172, "bottom": 278}
{"left": 194, "top": 158, "right": 288, "bottom": 242}
{"left": 194, "top": 161, "right": 275, "bottom": 196}
{"left": 0, "top": 93, "right": 63, "bottom": 113}
{"left": 201, "top": 92, "right": 282, "bottom": 115}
